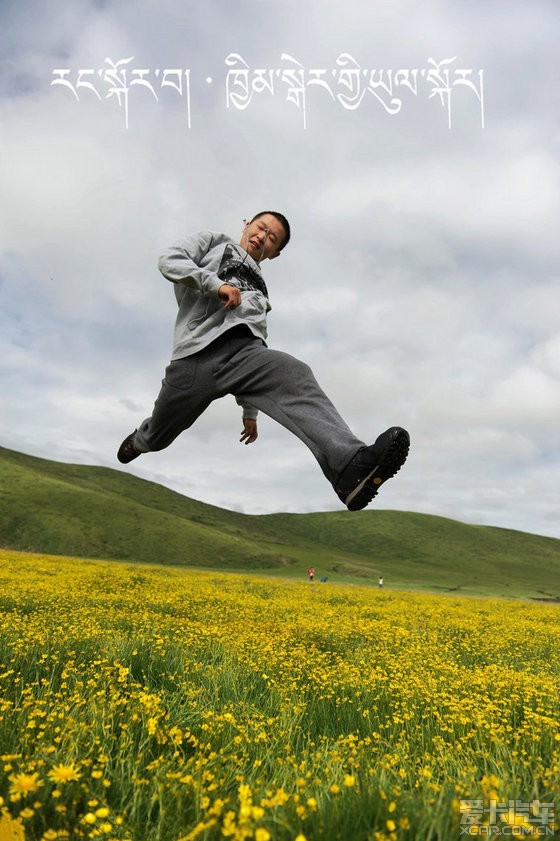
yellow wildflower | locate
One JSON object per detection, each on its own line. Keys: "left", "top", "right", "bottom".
{"left": 0, "top": 814, "right": 25, "bottom": 841}
{"left": 9, "top": 772, "right": 43, "bottom": 797}
{"left": 48, "top": 763, "right": 81, "bottom": 784}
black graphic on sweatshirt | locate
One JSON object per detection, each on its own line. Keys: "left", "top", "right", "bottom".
{"left": 217, "top": 244, "right": 269, "bottom": 299}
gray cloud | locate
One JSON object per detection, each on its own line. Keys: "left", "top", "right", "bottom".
{"left": 1, "top": 0, "right": 558, "bottom": 538}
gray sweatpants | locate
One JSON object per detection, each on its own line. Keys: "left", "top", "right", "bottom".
{"left": 134, "top": 326, "right": 364, "bottom": 487}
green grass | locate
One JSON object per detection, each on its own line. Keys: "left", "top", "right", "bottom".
{"left": 1, "top": 445, "right": 559, "bottom": 599}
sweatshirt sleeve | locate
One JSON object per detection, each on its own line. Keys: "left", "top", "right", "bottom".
{"left": 158, "top": 231, "right": 224, "bottom": 297}
{"left": 235, "top": 396, "right": 259, "bottom": 420}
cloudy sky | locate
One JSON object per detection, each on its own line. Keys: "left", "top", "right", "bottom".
{"left": 1, "top": 0, "right": 559, "bottom": 539}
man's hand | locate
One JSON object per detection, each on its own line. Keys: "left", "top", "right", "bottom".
{"left": 219, "top": 283, "right": 241, "bottom": 309}
{"left": 240, "top": 418, "right": 258, "bottom": 445}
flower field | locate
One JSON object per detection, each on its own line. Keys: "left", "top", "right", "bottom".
{"left": 1, "top": 548, "right": 559, "bottom": 841}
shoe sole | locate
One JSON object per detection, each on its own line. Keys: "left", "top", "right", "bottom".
{"left": 117, "top": 432, "right": 141, "bottom": 464}
{"left": 345, "top": 428, "right": 410, "bottom": 511}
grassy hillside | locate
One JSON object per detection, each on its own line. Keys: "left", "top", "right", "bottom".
{"left": 0, "top": 446, "right": 286, "bottom": 569}
{"left": 1, "top": 445, "right": 559, "bottom": 598}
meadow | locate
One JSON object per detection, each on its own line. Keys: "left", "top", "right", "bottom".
{"left": 3, "top": 445, "right": 560, "bottom": 599}
{"left": 1, "top": 548, "right": 559, "bottom": 841}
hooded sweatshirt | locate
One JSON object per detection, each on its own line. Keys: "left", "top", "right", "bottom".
{"left": 158, "top": 231, "right": 272, "bottom": 419}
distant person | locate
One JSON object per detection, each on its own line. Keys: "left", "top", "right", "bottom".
{"left": 320, "top": 576, "right": 328, "bottom": 583}
{"left": 308, "top": 567, "right": 315, "bottom": 582}
{"left": 117, "top": 212, "right": 410, "bottom": 510}
{"left": 379, "top": 576, "right": 384, "bottom": 588}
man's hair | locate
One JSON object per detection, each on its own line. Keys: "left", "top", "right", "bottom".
{"left": 250, "top": 211, "right": 291, "bottom": 251}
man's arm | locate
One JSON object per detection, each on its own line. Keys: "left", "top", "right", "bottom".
{"left": 236, "top": 397, "right": 259, "bottom": 441}
{"left": 158, "top": 231, "right": 224, "bottom": 297}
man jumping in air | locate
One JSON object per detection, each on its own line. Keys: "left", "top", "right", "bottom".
{"left": 117, "top": 212, "right": 410, "bottom": 511}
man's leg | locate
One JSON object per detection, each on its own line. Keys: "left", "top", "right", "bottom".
{"left": 219, "top": 337, "right": 409, "bottom": 509}
{"left": 118, "top": 328, "right": 264, "bottom": 462}
{"left": 217, "top": 339, "right": 364, "bottom": 483}
{"left": 118, "top": 352, "right": 216, "bottom": 462}
{"left": 134, "top": 356, "right": 214, "bottom": 452}
{"left": 118, "top": 328, "right": 409, "bottom": 510}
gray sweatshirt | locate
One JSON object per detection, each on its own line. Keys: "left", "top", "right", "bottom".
{"left": 158, "top": 231, "right": 271, "bottom": 419}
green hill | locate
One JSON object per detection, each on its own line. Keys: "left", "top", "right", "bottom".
{"left": 1, "top": 445, "right": 559, "bottom": 598}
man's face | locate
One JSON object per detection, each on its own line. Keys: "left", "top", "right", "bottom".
{"left": 240, "top": 214, "right": 286, "bottom": 263}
